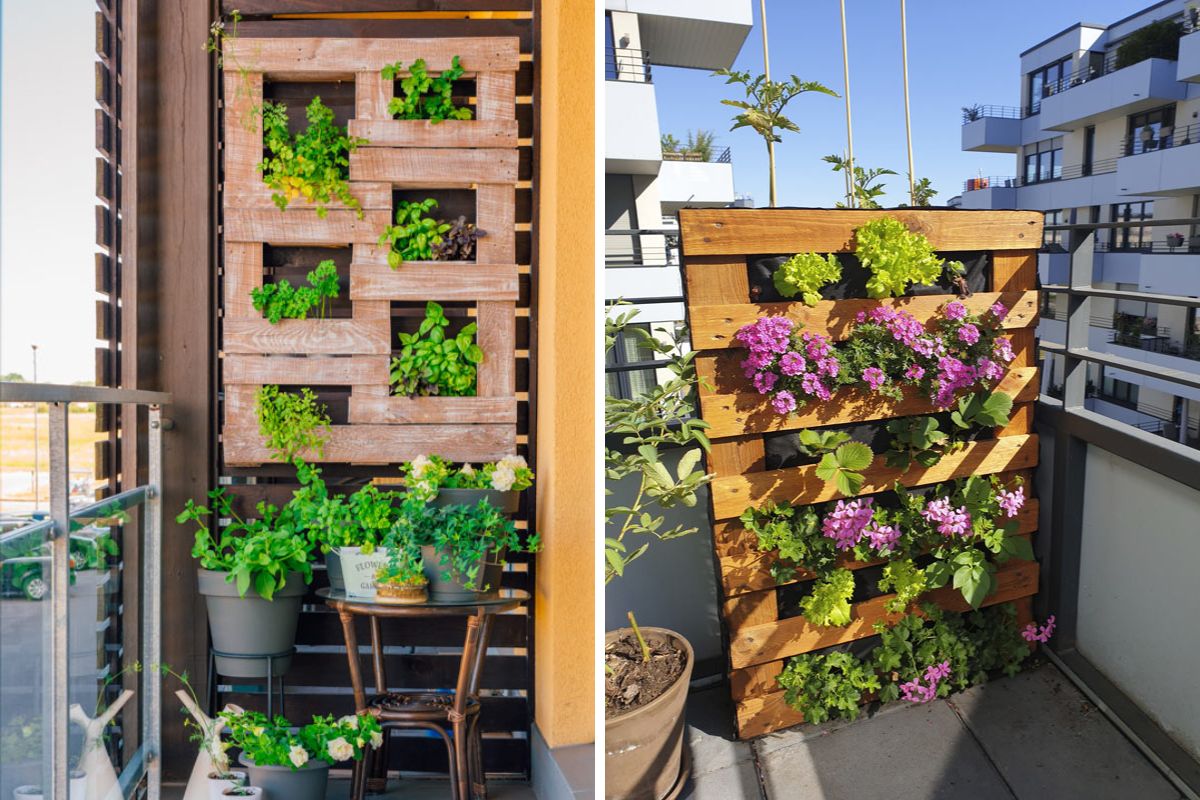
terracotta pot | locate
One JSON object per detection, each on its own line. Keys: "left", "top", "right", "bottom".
{"left": 375, "top": 581, "right": 428, "bottom": 605}
{"left": 604, "top": 627, "right": 694, "bottom": 800}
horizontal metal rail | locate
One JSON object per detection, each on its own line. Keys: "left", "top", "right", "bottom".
{"left": 1095, "top": 240, "right": 1200, "bottom": 254}
{"left": 962, "top": 157, "right": 1118, "bottom": 192}
{"left": 661, "top": 146, "right": 732, "bottom": 164}
{"left": 605, "top": 46, "right": 651, "bottom": 82}
{"left": 961, "top": 104, "right": 1023, "bottom": 123}
{"left": 1122, "top": 121, "right": 1200, "bottom": 156}
{"left": 0, "top": 382, "right": 170, "bottom": 405}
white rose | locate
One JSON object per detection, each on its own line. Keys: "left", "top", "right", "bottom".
{"left": 326, "top": 736, "right": 355, "bottom": 763}
{"left": 500, "top": 455, "right": 527, "bottom": 470}
{"left": 490, "top": 463, "right": 516, "bottom": 492}
{"left": 460, "top": 463, "right": 475, "bottom": 477}
{"left": 369, "top": 730, "right": 383, "bottom": 748}
{"left": 337, "top": 715, "right": 359, "bottom": 730}
{"left": 288, "top": 745, "right": 309, "bottom": 768}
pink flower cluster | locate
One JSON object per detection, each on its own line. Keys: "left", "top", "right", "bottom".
{"left": 865, "top": 522, "right": 901, "bottom": 552}
{"left": 821, "top": 498, "right": 875, "bottom": 551}
{"left": 921, "top": 497, "right": 972, "bottom": 538}
{"left": 1022, "top": 615, "right": 1056, "bottom": 644}
{"left": 856, "top": 305, "right": 927, "bottom": 347}
{"left": 997, "top": 486, "right": 1026, "bottom": 518}
{"left": 735, "top": 318, "right": 840, "bottom": 410}
{"left": 900, "top": 660, "right": 951, "bottom": 704}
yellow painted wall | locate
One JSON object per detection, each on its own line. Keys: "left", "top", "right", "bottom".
{"left": 534, "top": 0, "right": 596, "bottom": 748}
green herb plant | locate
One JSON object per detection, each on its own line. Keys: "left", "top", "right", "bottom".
{"left": 177, "top": 491, "right": 314, "bottom": 600}
{"left": 379, "top": 199, "right": 452, "bottom": 268}
{"left": 251, "top": 260, "right": 340, "bottom": 323}
{"left": 823, "top": 154, "right": 896, "bottom": 209}
{"left": 220, "top": 709, "right": 382, "bottom": 769}
{"left": 604, "top": 306, "right": 713, "bottom": 581}
{"left": 772, "top": 252, "right": 842, "bottom": 306}
{"left": 389, "top": 301, "right": 483, "bottom": 397}
{"left": 289, "top": 462, "right": 402, "bottom": 555}
{"left": 376, "top": 542, "right": 427, "bottom": 587}
{"left": 259, "top": 97, "right": 366, "bottom": 218}
{"left": 877, "top": 557, "right": 928, "bottom": 613}
{"left": 255, "top": 385, "right": 332, "bottom": 463}
{"left": 777, "top": 650, "right": 881, "bottom": 723}
{"left": 800, "top": 567, "right": 855, "bottom": 627}
{"left": 883, "top": 415, "right": 953, "bottom": 471}
{"left": 740, "top": 502, "right": 839, "bottom": 585}
{"left": 382, "top": 56, "right": 472, "bottom": 122}
{"left": 853, "top": 217, "right": 959, "bottom": 298}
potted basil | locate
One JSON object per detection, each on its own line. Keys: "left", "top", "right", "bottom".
{"left": 396, "top": 498, "right": 540, "bottom": 601}
{"left": 177, "top": 489, "right": 313, "bottom": 678}
{"left": 400, "top": 454, "right": 534, "bottom": 515}
{"left": 222, "top": 710, "right": 382, "bottom": 800}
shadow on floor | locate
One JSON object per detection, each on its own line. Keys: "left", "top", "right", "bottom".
{"left": 166, "top": 776, "right": 535, "bottom": 800}
{"left": 681, "top": 662, "right": 1186, "bottom": 800}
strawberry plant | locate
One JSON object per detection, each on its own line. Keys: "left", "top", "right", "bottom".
{"left": 814, "top": 440, "right": 872, "bottom": 496}
{"left": 258, "top": 97, "right": 366, "bottom": 218}
{"left": 383, "top": 56, "right": 473, "bottom": 122}
{"left": 251, "top": 260, "right": 340, "bottom": 323}
{"left": 390, "top": 301, "right": 483, "bottom": 397}
{"left": 379, "top": 199, "right": 452, "bottom": 267}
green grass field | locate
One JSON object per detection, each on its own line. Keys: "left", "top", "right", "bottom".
{"left": 1, "top": 406, "right": 103, "bottom": 504}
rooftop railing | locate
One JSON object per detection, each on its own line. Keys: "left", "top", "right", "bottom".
{"left": 661, "top": 146, "right": 732, "bottom": 164}
{"left": 1095, "top": 238, "right": 1200, "bottom": 254}
{"left": 961, "top": 104, "right": 1024, "bottom": 123}
{"left": 0, "top": 383, "right": 170, "bottom": 800}
{"left": 1121, "top": 121, "right": 1200, "bottom": 156}
{"left": 962, "top": 157, "right": 1118, "bottom": 193}
{"left": 605, "top": 46, "right": 652, "bottom": 82}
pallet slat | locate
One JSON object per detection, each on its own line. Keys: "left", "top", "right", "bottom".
{"left": 350, "top": 261, "right": 519, "bottom": 301}
{"left": 347, "top": 395, "right": 517, "bottom": 424}
{"left": 224, "top": 318, "right": 391, "bottom": 355}
{"left": 349, "top": 118, "right": 518, "bottom": 148}
{"left": 223, "top": 36, "right": 521, "bottom": 76}
{"left": 224, "top": 423, "right": 516, "bottom": 465}
{"left": 224, "top": 208, "right": 390, "bottom": 245}
{"left": 349, "top": 147, "right": 518, "bottom": 185}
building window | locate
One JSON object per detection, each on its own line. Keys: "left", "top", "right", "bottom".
{"left": 1126, "top": 105, "right": 1176, "bottom": 155}
{"left": 1110, "top": 201, "right": 1154, "bottom": 250}
{"left": 606, "top": 322, "right": 672, "bottom": 400}
{"left": 1098, "top": 368, "right": 1140, "bottom": 407}
{"left": 1023, "top": 138, "right": 1062, "bottom": 185}
{"left": 1027, "top": 56, "right": 1070, "bottom": 114}
{"left": 1043, "top": 210, "right": 1066, "bottom": 250}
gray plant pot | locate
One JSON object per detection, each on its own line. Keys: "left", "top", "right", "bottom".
{"left": 325, "top": 550, "right": 344, "bottom": 592}
{"left": 430, "top": 488, "right": 520, "bottom": 515}
{"left": 239, "top": 756, "right": 329, "bottom": 800}
{"left": 197, "top": 569, "right": 306, "bottom": 678}
{"left": 421, "top": 545, "right": 502, "bottom": 601}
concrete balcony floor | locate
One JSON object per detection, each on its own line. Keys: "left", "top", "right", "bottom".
{"left": 683, "top": 662, "right": 1183, "bottom": 800}
{"left": 167, "top": 777, "right": 536, "bottom": 799}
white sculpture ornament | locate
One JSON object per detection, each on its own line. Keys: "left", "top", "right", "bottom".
{"left": 175, "top": 691, "right": 244, "bottom": 800}
{"left": 69, "top": 689, "right": 134, "bottom": 800}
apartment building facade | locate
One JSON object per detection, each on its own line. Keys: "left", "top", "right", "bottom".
{"left": 603, "top": 0, "right": 752, "bottom": 398}
{"left": 961, "top": 0, "right": 1200, "bottom": 446}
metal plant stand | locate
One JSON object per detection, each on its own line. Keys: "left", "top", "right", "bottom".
{"left": 206, "top": 648, "right": 293, "bottom": 719}
{"left": 318, "top": 588, "right": 529, "bottom": 800}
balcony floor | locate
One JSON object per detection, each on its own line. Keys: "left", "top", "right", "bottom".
{"left": 683, "top": 662, "right": 1183, "bottom": 799}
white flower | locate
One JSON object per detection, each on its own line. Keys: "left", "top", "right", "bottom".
{"left": 499, "top": 454, "right": 527, "bottom": 471}
{"left": 460, "top": 463, "right": 475, "bottom": 477}
{"left": 288, "top": 745, "right": 310, "bottom": 768}
{"left": 369, "top": 730, "right": 383, "bottom": 748}
{"left": 337, "top": 715, "right": 359, "bottom": 730}
{"left": 410, "top": 454, "right": 430, "bottom": 478}
{"left": 326, "top": 736, "right": 354, "bottom": 762}
{"left": 490, "top": 463, "right": 516, "bottom": 492}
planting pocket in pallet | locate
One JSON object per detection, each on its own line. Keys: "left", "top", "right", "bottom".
{"left": 747, "top": 251, "right": 992, "bottom": 304}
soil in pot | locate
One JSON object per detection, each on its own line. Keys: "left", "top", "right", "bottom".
{"left": 198, "top": 569, "right": 305, "bottom": 679}
{"left": 604, "top": 632, "right": 688, "bottom": 719}
{"left": 239, "top": 755, "right": 329, "bottom": 800}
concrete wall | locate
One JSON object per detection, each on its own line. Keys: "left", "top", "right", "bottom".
{"left": 1078, "top": 445, "right": 1200, "bottom": 759}
{"left": 604, "top": 81, "right": 660, "bottom": 174}
{"left": 1180, "top": 30, "right": 1200, "bottom": 82}
{"left": 604, "top": 444, "right": 725, "bottom": 674}
{"left": 1040, "top": 59, "right": 1188, "bottom": 132}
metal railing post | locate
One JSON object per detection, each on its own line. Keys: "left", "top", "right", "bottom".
{"left": 145, "top": 406, "right": 164, "bottom": 800}
{"left": 48, "top": 402, "right": 70, "bottom": 800}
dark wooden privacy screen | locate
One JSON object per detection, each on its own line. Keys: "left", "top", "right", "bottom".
{"left": 220, "top": 37, "right": 520, "bottom": 465}
{"left": 215, "top": 9, "right": 536, "bottom": 780}
{"left": 678, "top": 208, "right": 1043, "bottom": 739}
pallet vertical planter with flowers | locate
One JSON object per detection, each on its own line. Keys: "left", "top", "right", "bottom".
{"left": 219, "top": 37, "right": 520, "bottom": 465}
{"left": 678, "top": 208, "right": 1045, "bottom": 739}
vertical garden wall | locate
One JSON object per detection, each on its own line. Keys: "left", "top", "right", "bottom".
{"left": 679, "top": 208, "right": 1044, "bottom": 739}
{"left": 212, "top": 11, "right": 537, "bottom": 778}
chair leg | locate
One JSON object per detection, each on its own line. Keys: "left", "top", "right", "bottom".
{"left": 438, "top": 724, "right": 462, "bottom": 800}
{"left": 470, "top": 717, "right": 486, "bottom": 800}
{"left": 351, "top": 746, "right": 367, "bottom": 800}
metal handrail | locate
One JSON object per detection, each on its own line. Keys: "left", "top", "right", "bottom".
{"left": 1121, "top": 121, "right": 1200, "bottom": 156}
{"left": 962, "top": 157, "right": 1118, "bottom": 192}
{"left": 961, "top": 104, "right": 1023, "bottom": 123}
{"left": 661, "top": 146, "right": 732, "bottom": 164}
{"left": 0, "top": 382, "right": 168, "bottom": 800}
{"left": 1044, "top": 49, "right": 1121, "bottom": 96}
{"left": 605, "top": 46, "right": 651, "bottom": 82}
{"left": 1095, "top": 240, "right": 1200, "bottom": 254}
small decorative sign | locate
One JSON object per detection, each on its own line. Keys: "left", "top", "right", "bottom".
{"left": 340, "top": 547, "right": 390, "bottom": 599}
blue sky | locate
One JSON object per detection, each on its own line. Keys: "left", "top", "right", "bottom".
{"left": 653, "top": 0, "right": 1142, "bottom": 208}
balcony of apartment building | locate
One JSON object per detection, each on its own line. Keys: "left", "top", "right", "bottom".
{"left": 1115, "top": 120, "right": 1200, "bottom": 195}
{"left": 1038, "top": 49, "right": 1187, "bottom": 132}
{"left": 1179, "top": 12, "right": 1200, "bottom": 81}
{"left": 608, "top": 0, "right": 753, "bottom": 71}
{"left": 658, "top": 144, "right": 735, "bottom": 213}
{"left": 604, "top": 226, "right": 684, "bottom": 324}
{"left": 604, "top": 45, "right": 660, "bottom": 174}
{"left": 960, "top": 105, "right": 1026, "bottom": 153}
{"left": 959, "top": 156, "right": 1120, "bottom": 211}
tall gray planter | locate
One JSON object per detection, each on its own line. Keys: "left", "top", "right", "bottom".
{"left": 420, "top": 545, "right": 501, "bottom": 601}
{"left": 239, "top": 756, "right": 329, "bottom": 800}
{"left": 198, "top": 569, "right": 306, "bottom": 678}
{"left": 430, "top": 488, "right": 520, "bottom": 514}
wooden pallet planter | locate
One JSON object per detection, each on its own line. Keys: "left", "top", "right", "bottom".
{"left": 678, "top": 208, "right": 1044, "bottom": 739}
{"left": 219, "top": 37, "right": 520, "bottom": 465}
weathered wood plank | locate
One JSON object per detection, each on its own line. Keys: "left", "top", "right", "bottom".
{"left": 223, "top": 72, "right": 263, "bottom": 195}
{"left": 477, "top": 183, "right": 515, "bottom": 263}
{"left": 223, "top": 318, "right": 391, "bottom": 355}
{"left": 223, "top": 37, "right": 521, "bottom": 77}
{"left": 476, "top": 70, "right": 516, "bottom": 121}
{"left": 728, "top": 559, "right": 1039, "bottom": 670}
{"left": 349, "top": 118, "right": 518, "bottom": 148}
{"left": 223, "top": 354, "right": 389, "bottom": 385}
{"left": 732, "top": 594, "right": 1036, "bottom": 738}
{"left": 477, "top": 301, "right": 516, "bottom": 397}
{"left": 698, "top": 367, "right": 1040, "bottom": 438}
{"left": 224, "top": 180, "right": 393, "bottom": 211}
{"left": 709, "top": 434, "right": 1039, "bottom": 520}
{"left": 223, "top": 422, "right": 516, "bottom": 465}
{"left": 992, "top": 250, "right": 1038, "bottom": 292}
{"left": 683, "top": 257, "right": 749, "bottom": 306}
{"left": 678, "top": 209, "right": 1044, "bottom": 257}
{"left": 354, "top": 69, "right": 390, "bottom": 121}
{"left": 347, "top": 395, "right": 517, "bottom": 424}
{"left": 689, "top": 290, "right": 1039, "bottom": 350}
{"left": 349, "top": 148, "right": 518, "bottom": 185}
{"left": 224, "top": 208, "right": 390, "bottom": 244}
{"left": 350, "top": 261, "right": 519, "bottom": 301}
{"left": 224, "top": 242, "right": 263, "bottom": 318}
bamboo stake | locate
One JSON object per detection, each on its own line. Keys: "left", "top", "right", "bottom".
{"left": 900, "top": 0, "right": 916, "bottom": 204}
{"left": 839, "top": 0, "right": 856, "bottom": 208}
